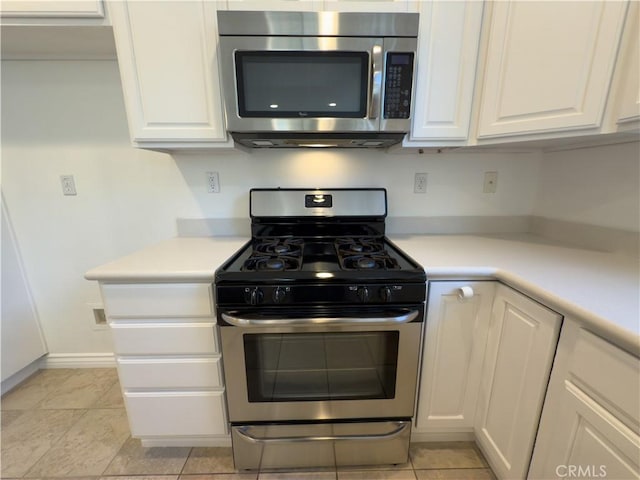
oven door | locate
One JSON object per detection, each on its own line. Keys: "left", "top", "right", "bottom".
{"left": 218, "top": 36, "right": 383, "bottom": 133}
{"left": 219, "top": 307, "right": 423, "bottom": 423}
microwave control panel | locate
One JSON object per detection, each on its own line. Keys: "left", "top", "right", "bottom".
{"left": 383, "top": 52, "right": 414, "bottom": 119}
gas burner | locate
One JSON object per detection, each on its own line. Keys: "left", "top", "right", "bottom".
{"left": 242, "top": 255, "right": 301, "bottom": 272}
{"left": 255, "top": 238, "right": 304, "bottom": 257}
{"left": 335, "top": 237, "right": 385, "bottom": 255}
{"left": 340, "top": 254, "right": 400, "bottom": 271}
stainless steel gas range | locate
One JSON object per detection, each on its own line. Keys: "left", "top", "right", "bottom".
{"left": 214, "top": 188, "right": 426, "bottom": 470}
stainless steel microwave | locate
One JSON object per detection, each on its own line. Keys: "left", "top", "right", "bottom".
{"left": 217, "top": 11, "right": 419, "bottom": 148}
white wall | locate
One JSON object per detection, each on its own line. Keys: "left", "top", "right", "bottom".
{"left": 534, "top": 142, "right": 640, "bottom": 232}
{"left": 0, "top": 58, "right": 582, "bottom": 357}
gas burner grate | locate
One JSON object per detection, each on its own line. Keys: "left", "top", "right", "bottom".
{"left": 339, "top": 253, "right": 400, "bottom": 271}
{"left": 242, "top": 255, "right": 301, "bottom": 272}
{"left": 334, "top": 237, "right": 386, "bottom": 255}
{"left": 242, "top": 237, "right": 304, "bottom": 272}
{"left": 335, "top": 238, "right": 399, "bottom": 270}
{"left": 254, "top": 237, "right": 304, "bottom": 257}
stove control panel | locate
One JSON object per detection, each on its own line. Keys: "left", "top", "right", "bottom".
{"left": 219, "top": 283, "right": 425, "bottom": 306}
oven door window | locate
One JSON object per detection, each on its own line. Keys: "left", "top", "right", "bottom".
{"left": 235, "top": 51, "right": 369, "bottom": 118}
{"left": 243, "top": 331, "right": 398, "bottom": 402}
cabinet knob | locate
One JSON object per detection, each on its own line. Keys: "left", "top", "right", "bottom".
{"left": 458, "top": 286, "right": 474, "bottom": 300}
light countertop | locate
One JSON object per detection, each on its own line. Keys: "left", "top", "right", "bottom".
{"left": 85, "top": 234, "right": 639, "bottom": 356}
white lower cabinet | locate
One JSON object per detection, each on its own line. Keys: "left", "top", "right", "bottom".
{"left": 101, "top": 282, "right": 227, "bottom": 445}
{"left": 415, "top": 281, "right": 495, "bottom": 433}
{"left": 124, "top": 390, "right": 227, "bottom": 437}
{"left": 117, "top": 357, "right": 224, "bottom": 389}
{"left": 529, "top": 319, "right": 640, "bottom": 480}
{"left": 474, "top": 284, "right": 562, "bottom": 480}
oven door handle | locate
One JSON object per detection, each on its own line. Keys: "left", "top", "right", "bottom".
{"left": 235, "top": 421, "right": 409, "bottom": 444}
{"left": 220, "top": 309, "right": 420, "bottom": 327}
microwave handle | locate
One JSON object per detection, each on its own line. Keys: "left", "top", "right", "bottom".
{"left": 369, "top": 44, "right": 383, "bottom": 120}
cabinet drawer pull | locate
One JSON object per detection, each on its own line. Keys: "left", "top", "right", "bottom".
{"left": 458, "top": 286, "right": 474, "bottom": 299}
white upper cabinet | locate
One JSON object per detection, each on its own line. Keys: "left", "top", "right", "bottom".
{"left": 225, "top": 0, "right": 320, "bottom": 11}
{"left": 108, "top": 0, "right": 230, "bottom": 149}
{"left": 407, "top": 0, "right": 483, "bottom": 143}
{"left": 476, "top": 1, "right": 628, "bottom": 140}
{"left": 609, "top": 1, "right": 640, "bottom": 130}
{"left": 0, "top": 0, "right": 104, "bottom": 18}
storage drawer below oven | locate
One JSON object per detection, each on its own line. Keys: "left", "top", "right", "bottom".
{"left": 231, "top": 420, "right": 411, "bottom": 470}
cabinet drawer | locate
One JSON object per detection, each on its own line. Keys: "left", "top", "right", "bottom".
{"left": 102, "top": 283, "right": 213, "bottom": 318}
{"left": 111, "top": 322, "right": 218, "bottom": 355}
{"left": 124, "top": 390, "right": 227, "bottom": 437}
{"left": 117, "top": 357, "right": 223, "bottom": 389}
{"left": 569, "top": 328, "right": 640, "bottom": 425}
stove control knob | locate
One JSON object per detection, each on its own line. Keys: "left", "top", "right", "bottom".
{"left": 357, "top": 286, "right": 370, "bottom": 303}
{"left": 379, "top": 286, "right": 392, "bottom": 303}
{"left": 245, "top": 287, "right": 264, "bottom": 305}
{"left": 272, "top": 287, "right": 287, "bottom": 304}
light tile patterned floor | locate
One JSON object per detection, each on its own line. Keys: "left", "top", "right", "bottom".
{"left": 1, "top": 369, "right": 495, "bottom": 480}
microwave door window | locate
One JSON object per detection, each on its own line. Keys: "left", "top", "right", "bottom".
{"left": 236, "top": 52, "right": 369, "bottom": 118}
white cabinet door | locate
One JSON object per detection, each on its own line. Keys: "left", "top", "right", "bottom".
{"left": 225, "top": 0, "right": 319, "bottom": 11}
{"left": 529, "top": 320, "right": 640, "bottom": 480}
{"left": 613, "top": 1, "right": 640, "bottom": 129}
{"left": 415, "top": 281, "right": 495, "bottom": 432}
{"left": 1, "top": 200, "right": 47, "bottom": 383}
{"left": 108, "top": 0, "right": 228, "bottom": 148}
{"left": 475, "top": 284, "right": 562, "bottom": 480}
{"left": 477, "top": 1, "right": 628, "bottom": 139}
{"left": 322, "top": 1, "right": 417, "bottom": 12}
{"left": 407, "top": 1, "right": 483, "bottom": 142}
{"left": 0, "top": 1, "right": 104, "bottom": 17}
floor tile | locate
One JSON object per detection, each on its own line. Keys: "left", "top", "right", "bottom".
{"left": 415, "top": 468, "right": 494, "bottom": 479}
{"left": 337, "top": 461, "right": 413, "bottom": 472}
{"left": 24, "top": 408, "right": 130, "bottom": 477}
{"left": 103, "top": 437, "right": 191, "bottom": 475}
{"left": 1, "top": 369, "right": 76, "bottom": 410}
{"left": 1, "top": 409, "right": 24, "bottom": 428}
{"left": 338, "top": 470, "right": 416, "bottom": 479}
{"left": 258, "top": 473, "right": 337, "bottom": 480}
{"left": 101, "top": 476, "right": 179, "bottom": 480}
{"left": 180, "top": 475, "right": 258, "bottom": 480}
{"left": 182, "top": 447, "right": 236, "bottom": 474}
{"left": 92, "top": 380, "right": 125, "bottom": 408}
{"left": 0, "top": 409, "right": 86, "bottom": 477}
{"left": 410, "top": 442, "right": 488, "bottom": 470}
{"left": 36, "top": 368, "right": 118, "bottom": 410}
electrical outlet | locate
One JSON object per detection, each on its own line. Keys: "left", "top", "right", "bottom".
{"left": 93, "top": 308, "right": 107, "bottom": 325}
{"left": 60, "top": 175, "right": 77, "bottom": 196}
{"left": 414, "top": 173, "right": 427, "bottom": 194}
{"left": 483, "top": 171, "right": 498, "bottom": 193}
{"left": 206, "top": 171, "right": 220, "bottom": 193}
{"left": 87, "top": 303, "right": 108, "bottom": 330}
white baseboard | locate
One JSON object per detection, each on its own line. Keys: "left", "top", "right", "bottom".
{"left": 42, "top": 353, "right": 116, "bottom": 368}
{"left": 411, "top": 431, "right": 475, "bottom": 442}
{"left": 141, "top": 436, "right": 232, "bottom": 447}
